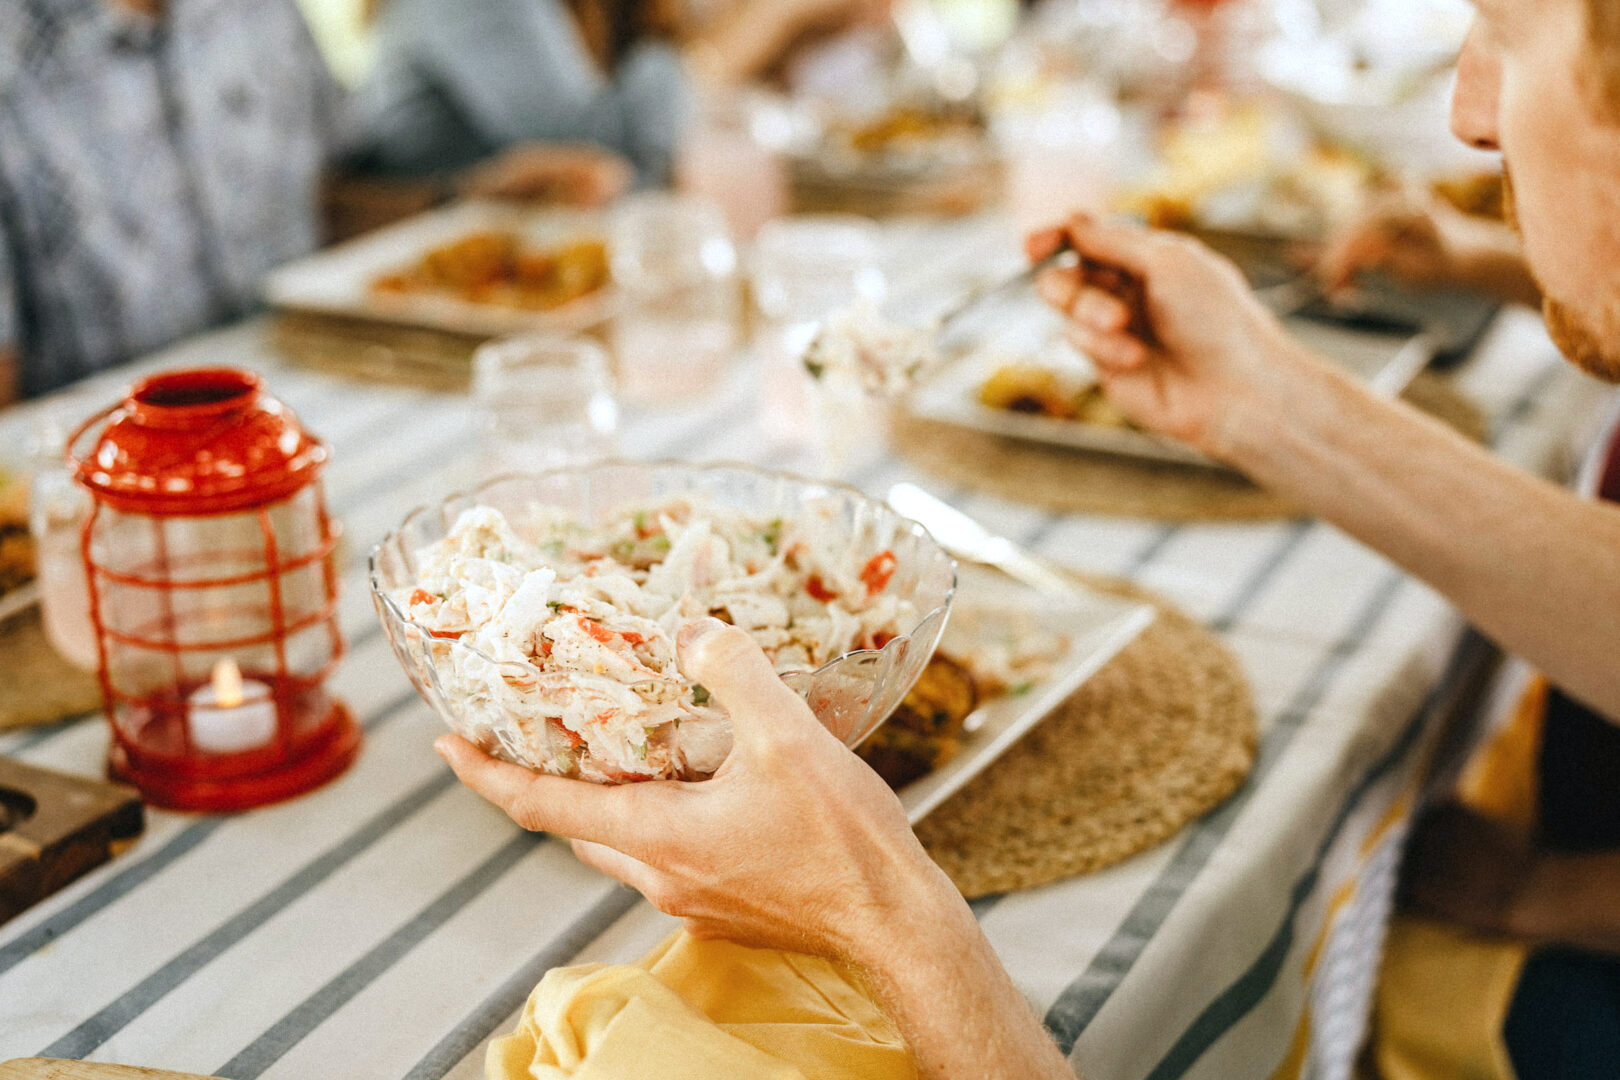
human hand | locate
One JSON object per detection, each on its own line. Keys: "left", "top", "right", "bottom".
{"left": 459, "top": 143, "right": 634, "bottom": 208}
{"left": 434, "top": 617, "right": 958, "bottom": 961}
{"left": 1027, "top": 213, "right": 1316, "bottom": 460}
{"left": 1397, "top": 801, "right": 1535, "bottom": 937}
{"left": 1315, "top": 191, "right": 1536, "bottom": 308}
{"left": 1315, "top": 193, "right": 1470, "bottom": 292}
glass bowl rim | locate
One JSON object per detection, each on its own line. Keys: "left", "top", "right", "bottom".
{"left": 368, "top": 459, "right": 959, "bottom": 695}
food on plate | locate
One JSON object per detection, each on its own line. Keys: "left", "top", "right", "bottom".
{"left": 856, "top": 653, "right": 978, "bottom": 788}
{"left": 857, "top": 604, "right": 1073, "bottom": 790}
{"left": 977, "top": 364, "right": 1137, "bottom": 428}
{"left": 371, "top": 232, "right": 609, "bottom": 311}
{"left": 397, "top": 499, "right": 919, "bottom": 783}
{"left": 802, "top": 300, "right": 937, "bottom": 395}
{"left": 837, "top": 105, "right": 984, "bottom": 156}
{"left": 0, "top": 473, "right": 34, "bottom": 597}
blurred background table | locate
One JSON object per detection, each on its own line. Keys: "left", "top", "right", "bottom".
{"left": 0, "top": 214, "right": 1611, "bottom": 1080}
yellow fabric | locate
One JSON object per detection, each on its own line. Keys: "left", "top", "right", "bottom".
{"left": 486, "top": 931, "right": 917, "bottom": 1080}
{"left": 1369, "top": 678, "right": 1548, "bottom": 1080}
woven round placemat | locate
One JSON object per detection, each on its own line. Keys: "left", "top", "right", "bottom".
{"left": 894, "top": 372, "right": 1487, "bottom": 521}
{"left": 0, "top": 607, "right": 102, "bottom": 731}
{"left": 916, "top": 576, "right": 1257, "bottom": 898}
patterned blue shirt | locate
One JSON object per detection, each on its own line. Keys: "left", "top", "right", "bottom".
{"left": 347, "top": 0, "right": 690, "bottom": 186}
{"left": 0, "top": 0, "right": 342, "bottom": 397}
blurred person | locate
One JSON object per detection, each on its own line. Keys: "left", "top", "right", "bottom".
{"left": 346, "top": 0, "right": 674, "bottom": 190}
{"left": 0, "top": 0, "right": 342, "bottom": 402}
{"left": 347, "top": 0, "right": 892, "bottom": 195}
{"left": 432, "top": 0, "right": 1620, "bottom": 1075}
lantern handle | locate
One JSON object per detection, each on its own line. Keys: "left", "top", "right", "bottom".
{"left": 63, "top": 401, "right": 127, "bottom": 475}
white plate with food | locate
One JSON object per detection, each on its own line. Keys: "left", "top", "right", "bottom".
{"left": 869, "top": 567, "right": 1155, "bottom": 824}
{"left": 907, "top": 312, "right": 1434, "bottom": 471}
{"left": 264, "top": 200, "right": 615, "bottom": 338}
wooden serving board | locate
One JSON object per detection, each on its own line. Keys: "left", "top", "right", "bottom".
{"left": 0, "top": 759, "right": 144, "bottom": 924}
{"left": 0, "top": 1061, "right": 219, "bottom": 1079}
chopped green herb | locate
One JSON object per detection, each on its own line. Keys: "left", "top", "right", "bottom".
{"left": 636, "top": 741, "right": 649, "bottom": 761}
{"left": 651, "top": 535, "right": 671, "bottom": 552}
{"left": 1010, "top": 681, "right": 1035, "bottom": 696}
{"left": 692, "top": 684, "right": 710, "bottom": 706}
{"left": 762, "top": 518, "right": 782, "bottom": 553}
{"left": 546, "top": 600, "right": 562, "bottom": 612}
{"left": 804, "top": 359, "right": 826, "bottom": 380}
{"left": 633, "top": 510, "right": 647, "bottom": 532}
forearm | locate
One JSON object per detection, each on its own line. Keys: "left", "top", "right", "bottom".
{"left": 1511, "top": 851, "right": 1620, "bottom": 955}
{"left": 1219, "top": 348, "right": 1620, "bottom": 723}
{"left": 850, "top": 861, "right": 1076, "bottom": 1079}
{"left": 685, "top": 5, "right": 807, "bottom": 86}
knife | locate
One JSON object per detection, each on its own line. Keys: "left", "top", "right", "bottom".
{"left": 887, "top": 483, "right": 1081, "bottom": 597}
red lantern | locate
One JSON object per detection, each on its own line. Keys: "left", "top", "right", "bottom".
{"left": 68, "top": 368, "right": 360, "bottom": 811}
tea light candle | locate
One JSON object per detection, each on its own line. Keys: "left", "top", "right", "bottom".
{"left": 189, "top": 658, "right": 276, "bottom": 755}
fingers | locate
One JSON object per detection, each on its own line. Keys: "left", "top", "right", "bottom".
{"left": 1060, "top": 214, "right": 1157, "bottom": 277}
{"left": 1025, "top": 226, "right": 1069, "bottom": 264}
{"left": 676, "top": 618, "right": 821, "bottom": 752}
{"left": 434, "top": 734, "right": 660, "bottom": 852}
{"left": 1038, "top": 274, "right": 1133, "bottom": 333}
{"left": 1063, "top": 323, "right": 1150, "bottom": 371}
{"left": 570, "top": 839, "right": 664, "bottom": 897}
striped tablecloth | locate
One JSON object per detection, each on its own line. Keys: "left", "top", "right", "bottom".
{"left": 0, "top": 216, "right": 1610, "bottom": 1080}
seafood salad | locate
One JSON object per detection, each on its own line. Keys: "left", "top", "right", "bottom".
{"left": 398, "top": 500, "right": 918, "bottom": 783}
{"left": 802, "top": 299, "right": 936, "bottom": 396}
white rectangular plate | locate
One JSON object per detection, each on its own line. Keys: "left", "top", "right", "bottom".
{"left": 263, "top": 200, "right": 616, "bottom": 337}
{"left": 907, "top": 311, "right": 1435, "bottom": 472}
{"left": 898, "top": 570, "right": 1156, "bottom": 823}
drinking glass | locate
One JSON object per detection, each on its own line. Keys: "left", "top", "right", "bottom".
{"left": 608, "top": 193, "right": 742, "bottom": 402}
{"left": 750, "top": 215, "right": 888, "bottom": 455}
{"left": 472, "top": 335, "right": 619, "bottom": 476}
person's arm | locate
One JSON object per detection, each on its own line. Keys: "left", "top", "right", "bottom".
{"left": 436, "top": 619, "right": 1077, "bottom": 1079}
{"left": 1032, "top": 215, "right": 1620, "bottom": 726}
{"left": 683, "top": 0, "right": 890, "bottom": 86}
{"left": 1401, "top": 802, "right": 1620, "bottom": 956}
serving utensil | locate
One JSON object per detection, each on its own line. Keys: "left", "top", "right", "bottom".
{"left": 887, "top": 483, "right": 1081, "bottom": 597}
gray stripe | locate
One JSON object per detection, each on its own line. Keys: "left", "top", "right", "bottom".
{"left": 1145, "top": 647, "right": 1445, "bottom": 1080}
{"left": 1123, "top": 523, "right": 1181, "bottom": 578}
{"left": 1207, "top": 522, "right": 1312, "bottom": 633}
{"left": 0, "top": 688, "right": 420, "bottom": 978}
{"left": 215, "top": 830, "right": 547, "bottom": 1080}
{"left": 1044, "top": 571, "right": 1405, "bottom": 1053}
{"left": 0, "top": 817, "right": 229, "bottom": 977}
{"left": 400, "top": 886, "right": 643, "bottom": 1080}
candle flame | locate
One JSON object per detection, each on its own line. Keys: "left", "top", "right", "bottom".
{"left": 211, "top": 658, "right": 245, "bottom": 709}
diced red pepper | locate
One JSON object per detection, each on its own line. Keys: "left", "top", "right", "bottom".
{"left": 859, "top": 550, "right": 897, "bottom": 597}
{"left": 579, "top": 618, "right": 616, "bottom": 644}
{"left": 428, "top": 628, "right": 462, "bottom": 640}
{"left": 871, "top": 631, "right": 896, "bottom": 648}
{"left": 618, "top": 630, "right": 645, "bottom": 646}
{"left": 805, "top": 575, "right": 838, "bottom": 602}
{"left": 539, "top": 640, "right": 554, "bottom": 657}
{"left": 408, "top": 588, "right": 435, "bottom": 607}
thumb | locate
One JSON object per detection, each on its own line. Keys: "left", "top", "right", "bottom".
{"left": 676, "top": 618, "right": 823, "bottom": 754}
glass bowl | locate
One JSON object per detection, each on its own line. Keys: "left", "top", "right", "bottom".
{"left": 369, "top": 462, "right": 957, "bottom": 782}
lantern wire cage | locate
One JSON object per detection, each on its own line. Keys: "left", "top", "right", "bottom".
{"left": 68, "top": 368, "right": 360, "bottom": 811}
